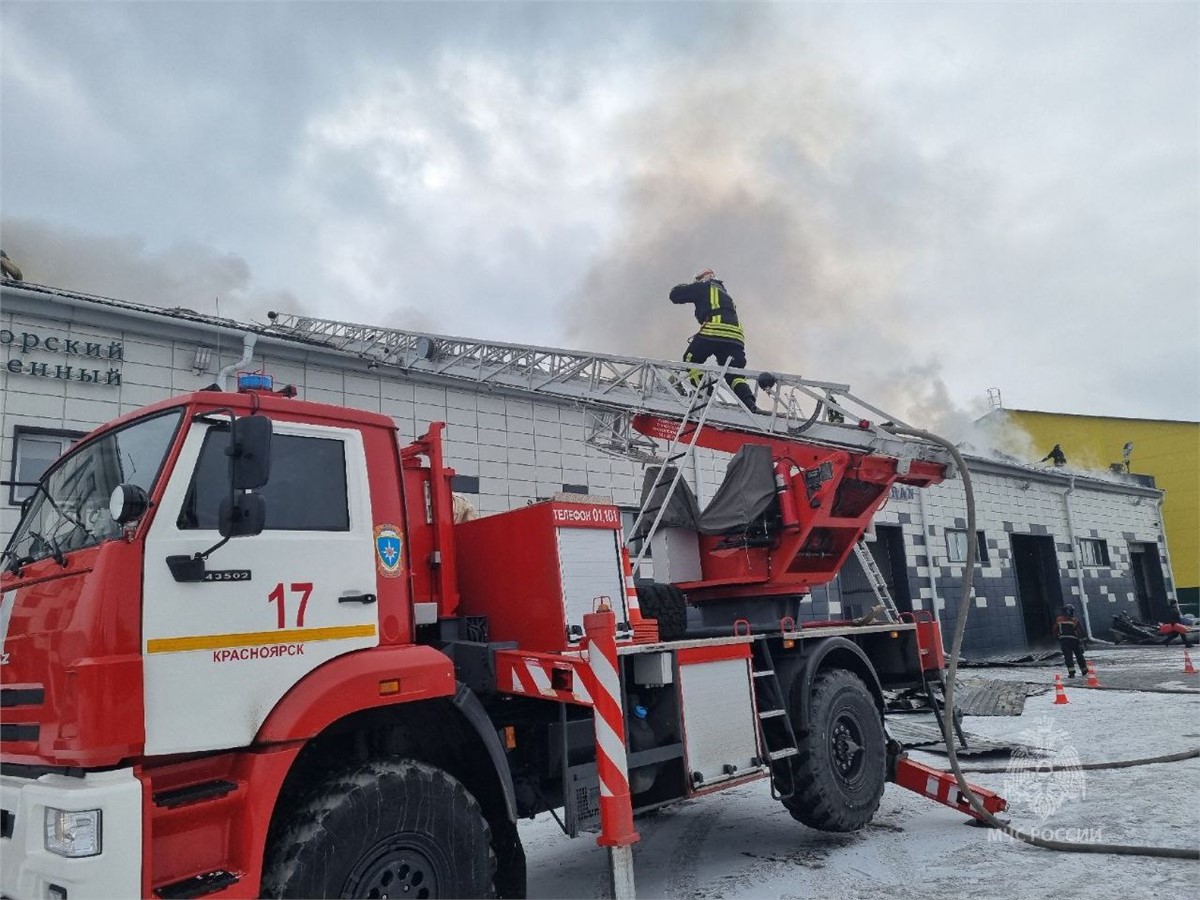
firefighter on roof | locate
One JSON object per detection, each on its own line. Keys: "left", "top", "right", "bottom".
{"left": 670, "top": 268, "right": 762, "bottom": 413}
{"left": 1055, "top": 604, "right": 1088, "bottom": 678}
{"left": 1, "top": 250, "right": 23, "bottom": 281}
{"left": 1041, "top": 443, "right": 1067, "bottom": 467}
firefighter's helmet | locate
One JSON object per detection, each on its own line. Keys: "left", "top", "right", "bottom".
{"left": 693, "top": 268, "right": 715, "bottom": 282}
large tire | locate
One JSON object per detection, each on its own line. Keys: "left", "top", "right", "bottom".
{"left": 782, "top": 668, "right": 886, "bottom": 832}
{"left": 636, "top": 583, "right": 688, "bottom": 640}
{"left": 262, "top": 760, "right": 495, "bottom": 899}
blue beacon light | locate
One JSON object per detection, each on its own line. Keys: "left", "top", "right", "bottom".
{"left": 237, "top": 373, "right": 274, "bottom": 391}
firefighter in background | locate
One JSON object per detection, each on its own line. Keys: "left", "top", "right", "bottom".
{"left": 1041, "top": 443, "right": 1067, "bottom": 467}
{"left": 1055, "top": 604, "right": 1088, "bottom": 677}
{"left": 670, "top": 268, "right": 762, "bottom": 413}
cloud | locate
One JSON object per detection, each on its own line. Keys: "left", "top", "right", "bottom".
{"left": 1, "top": 2, "right": 1195, "bottom": 426}
{"left": 284, "top": 46, "right": 652, "bottom": 339}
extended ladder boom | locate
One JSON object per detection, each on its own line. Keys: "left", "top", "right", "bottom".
{"left": 263, "top": 312, "right": 955, "bottom": 476}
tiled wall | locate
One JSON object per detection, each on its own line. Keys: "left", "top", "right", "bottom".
{"left": 864, "top": 471, "right": 1172, "bottom": 656}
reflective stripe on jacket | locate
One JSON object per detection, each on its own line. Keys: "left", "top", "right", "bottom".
{"left": 670, "top": 280, "right": 745, "bottom": 343}
{"left": 1055, "top": 615, "right": 1081, "bottom": 639}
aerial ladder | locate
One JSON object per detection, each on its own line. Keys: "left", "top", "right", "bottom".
{"left": 262, "top": 312, "right": 954, "bottom": 557}
{"left": 261, "top": 312, "right": 950, "bottom": 466}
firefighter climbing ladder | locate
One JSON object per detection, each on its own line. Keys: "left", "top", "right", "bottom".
{"left": 262, "top": 312, "right": 952, "bottom": 472}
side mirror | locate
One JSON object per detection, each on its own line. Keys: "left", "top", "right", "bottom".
{"left": 218, "top": 493, "right": 266, "bottom": 538}
{"left": 231, "top": 415, "right": 272, "bottom": 490}
{"left": 109, "top": 484, "right": 150, "bottom": 525}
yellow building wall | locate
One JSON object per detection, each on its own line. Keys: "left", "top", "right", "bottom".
{"left": 997, "top": 411, "right": 1198, "bottom": 601}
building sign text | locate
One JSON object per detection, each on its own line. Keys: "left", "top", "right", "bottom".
{"left": 1, "top": 329, "right": 124, "bottom": 386}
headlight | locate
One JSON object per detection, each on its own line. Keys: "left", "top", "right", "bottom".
{"left": 44, "top": 808, "right": 102, "bottom": 858}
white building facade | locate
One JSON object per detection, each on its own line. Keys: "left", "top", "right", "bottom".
{"left": 1, "top": 282, "right": 1178, "bottom": 656}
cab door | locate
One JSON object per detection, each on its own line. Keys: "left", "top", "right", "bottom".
{"left": 141, "top": 418, "right": 379, "bottom": 755}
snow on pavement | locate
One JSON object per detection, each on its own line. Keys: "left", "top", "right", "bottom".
{"left": 520, "top": 678, "right": 1200, "bottom": 899}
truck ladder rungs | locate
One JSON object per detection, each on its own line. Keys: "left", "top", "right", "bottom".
{"left": 749, "top": 640, "right": 800, "bottom": 801}
{"left": 852, "top": 539, "right": 902, "bottom": 624}
{"left": 262, "top": 312, "right": 954, "bottom": 472}
{"left": 626, "top": 364, "right": 729, "bottom": 566}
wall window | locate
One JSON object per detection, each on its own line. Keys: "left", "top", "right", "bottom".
{"left": 1079, "top": 538, "right": 1110, "bottom": 566}
{"left": 178, "top": 429, "right": 350, "bottom": 531}
{"left": 946, "top": 529, "right": 990, "bottom": 564}
{"left": 451, "top": 474, "right": 480, "bottom": 494}
{"left": 9, "top": 428, "right": 86, "bottom": 504}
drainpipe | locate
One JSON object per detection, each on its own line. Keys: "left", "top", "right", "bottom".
{"left": 917, "top": 487, "right": 945, "bottom": 632}
{"left": 1062, "top": 475, "right": 1094, "bottom": 639}
{"left": 217, "top": 333, "right": 258, "bottom": 391}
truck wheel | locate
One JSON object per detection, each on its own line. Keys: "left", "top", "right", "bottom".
{"left": 263, "top": 759, "right": 495, "bottom": 899}
{"left": 636, "top": 583, "right": 687, "bottom": 640}
{"left": 782, "top": 668, "right": 885, "bottom": 832}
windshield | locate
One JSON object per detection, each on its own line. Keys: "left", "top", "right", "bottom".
{"left": 4, "top": 409, "right": 183, "bottom": 569}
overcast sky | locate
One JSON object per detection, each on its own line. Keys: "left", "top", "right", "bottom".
{"left": 2, "top": 1, "right": 1197, "bottom": 435}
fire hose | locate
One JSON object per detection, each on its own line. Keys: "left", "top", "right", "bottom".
{"left": 884, "top": 425, "right": 1200, "bottom": 861}
{"left": 960, "top": 747, "right": 1200, "bottom": 774}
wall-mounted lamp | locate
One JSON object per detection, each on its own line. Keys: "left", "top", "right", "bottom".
{"left": 192, "top": 346, "right": 213, "bottom": 374}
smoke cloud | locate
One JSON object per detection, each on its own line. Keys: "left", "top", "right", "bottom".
{"left": 1, "top": 218, "right": 443, "bottom": 336}
{"left": 0, "top": 217, "right": 305, "bottom": 324}
{"left": 561, "top": 16, "right": 989, "bottom": 439}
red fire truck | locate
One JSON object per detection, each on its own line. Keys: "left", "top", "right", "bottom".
{"left": 0, "top": 382, "right": 994, "bottom": 899}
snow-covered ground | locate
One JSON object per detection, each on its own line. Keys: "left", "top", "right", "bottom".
{"left": 520, "top": 654, "right": 1200, "bottom": 899}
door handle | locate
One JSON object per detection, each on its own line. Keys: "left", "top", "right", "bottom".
{"left": 339, "top": 593, "right": 377, "bottom": 605}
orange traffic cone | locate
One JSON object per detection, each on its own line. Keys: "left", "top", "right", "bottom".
{"left": 1053, "top": 673, "right": 1070, "bottom": 704}
{"left": 1085, "top": 661, "right": 1101, "bottom": 688}
{"left": 1184, "top": 649, "right": 1197, "bottom": 675}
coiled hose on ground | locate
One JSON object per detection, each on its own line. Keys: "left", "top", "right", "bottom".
{"left": 883, "top": 425, "right": 1200, "bottom": 861}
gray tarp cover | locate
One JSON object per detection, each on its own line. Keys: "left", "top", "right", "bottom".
{"left": 634, "top": 466, "right": 701, "bottom": 536}
{"left": 635, "top": 444, "right": 777, "bottom": 537}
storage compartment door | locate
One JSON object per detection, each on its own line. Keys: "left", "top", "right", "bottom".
{"left": 557, "top": 527, "right": 626, "bottom": 638}
{"left": 678, "top": 658, "right": 759, "bottom": 787}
